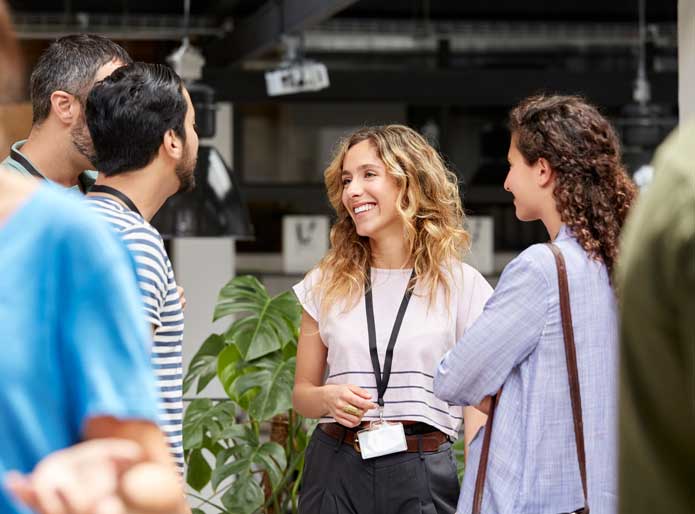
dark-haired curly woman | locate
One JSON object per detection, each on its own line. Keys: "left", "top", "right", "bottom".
{"left": 434, "top": 94, "right": 637, "bottom": 514}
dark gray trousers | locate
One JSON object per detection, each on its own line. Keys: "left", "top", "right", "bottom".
{"left": 298, "top": 426, "right": 459, "bottom": 514}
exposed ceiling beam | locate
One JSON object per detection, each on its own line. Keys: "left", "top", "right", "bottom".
{"left": 202, "top": 68, "right": 677, "bottom": 107}
{"left": 205, "top": 0, "right": 357, "bottom": 66}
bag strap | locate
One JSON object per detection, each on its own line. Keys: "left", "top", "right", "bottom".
{"left": 472, "top": 243, "right": 589, "bottom": 514}
{"left": 546, "top": 242, "right": 589, "bottom": 513}
{"left": 472, "top": 390, "right": 498, "bottom": 514}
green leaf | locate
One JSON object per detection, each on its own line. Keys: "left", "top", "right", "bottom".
{"left": 221, "top": 474, "right": 264, "bottom": 514}
{"left": 183, "top": 334, "right": 226, "bottom": 394}
{"left": 217, "top": 423, "right": 258, "bottom": 446}
{"left": 452, "top": 437, "right": 465, "bottom": 483}
{"left": 214, "top": 276, "right": 268, "bottom": 321}
{"left": 255, "top": 442, "right": 287, "bottom": 487}
{"left": 186, "top": 449, "right": 212, "bottom": 492}
{"left": 217, "top": 344, "right": 244, "bottom": 402}
{"left": 202, "top": 435, "right": 225, "bottom": 456}
{"left": 225, "top": 318, "right": 281, "bottom": 361}
{"left": 183, "top": 399, "right": 213, "bottom": 450}
{"left": 282, "top": 339, "right": 297, "bottom": 359}
{"left": 191, "top": 509, "right": 205, "bottom": 514}
{"left": 183, "top": 399, "right": 236, "bottom": 450}
{"left": 232, "top": 356, "right": 296, "bottom": 421}
{"left": 219, "top": 351, "right": 295, "bottom": 422}
{"left": 212, "top": 441, "right": 287, "bottom": 491}
{"left": 214, "top": 276, "right": 302, "bottom": 361}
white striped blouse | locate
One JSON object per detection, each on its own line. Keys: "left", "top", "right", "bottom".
{"left": 293, "top": 262, "right": 492, "bottom": 438}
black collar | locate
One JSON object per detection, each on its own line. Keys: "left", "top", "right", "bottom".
{"left": 10, "top": 147, "right": 43, "bottom": 179}
{"left": 89, "top": 185, "right": 142, "bottom": 217}
{"left": 10, "top": 146, "right": 94, "bottom": 194}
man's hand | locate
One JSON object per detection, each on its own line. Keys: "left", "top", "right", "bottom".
{"left": 176, "top": 286, "right": 186, "bottom": 311}
{"left": 4, "top": 439, "right": 185, "bottom": 514}
{"left": 5, "top": 439, "right": 142, "bottom": 514}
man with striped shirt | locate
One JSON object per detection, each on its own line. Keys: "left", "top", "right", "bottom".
{"left": 84, "top": 62, "right": 198, "bottom": 475}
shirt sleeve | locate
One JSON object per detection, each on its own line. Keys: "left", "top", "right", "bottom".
{"left": 292, "top": 268, "right": 322, "bottom": 322}
{"left": 58, "top": 217, "right": 159, "bottom": 433}
{"left": 456, "top": 264, "right": 494, "bottom": 340}
{"left": 120, "top": 225, "right": 168, "bottom": 329}
{"left": 434, "top": 251, "right": 550, "bottom": 406}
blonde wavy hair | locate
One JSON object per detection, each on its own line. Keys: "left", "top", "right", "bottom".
{"left": 313, "top": 125, "right": 470, "bottom": 316}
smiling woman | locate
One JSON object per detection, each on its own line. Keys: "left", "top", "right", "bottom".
{"left": 319, "top": 125, "right": 474, "bottom": 317}
{"left": 340, "top": 139, "right": 401, "bottom": 240}
{"left": 290, "top": 124, "right": 493, "bottom": 514}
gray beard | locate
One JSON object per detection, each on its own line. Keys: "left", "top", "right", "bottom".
{"left": 70, "top": 124, "right": 96, "bottom": 167}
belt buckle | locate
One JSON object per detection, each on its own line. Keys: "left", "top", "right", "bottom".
{"left": 353, "top": 436, "right": 361, "bottom": 453}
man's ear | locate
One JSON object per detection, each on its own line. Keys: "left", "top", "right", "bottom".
{"left": 536, "top": 157, "right": 555, "bottom": 188}
{"left": 162, "top": 129, "right": 183, "bottom": 160}
{"left": 49, "top": 91, "right": 79, "bottom": 125}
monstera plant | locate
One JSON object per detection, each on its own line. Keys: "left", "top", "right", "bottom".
{"left": 183, "top": 276, "right": 312, "bottom": 514}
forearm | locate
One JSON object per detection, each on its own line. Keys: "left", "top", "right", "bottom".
{"left": 434, "top": 346, "right": 497, "bottom": 406}
{"left": 462, "top": 406, "right": 487, "bottom": 462}
{"left": 84, "top": 417, "right": 189, "bottom": 514}
{"left": 292, "top": 381, "right": 329, "bottom": 419}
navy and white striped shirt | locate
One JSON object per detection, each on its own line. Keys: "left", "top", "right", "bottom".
{"left": 87, "top": 196, "right": 185, "bottom": 473}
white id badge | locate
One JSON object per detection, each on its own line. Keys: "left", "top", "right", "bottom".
{"left": 356, "top": 421, "right": 407, "bottom": 460}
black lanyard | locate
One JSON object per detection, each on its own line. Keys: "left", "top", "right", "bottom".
{"left": 365, "top": 269, "right": 416, "bottom": 408}
{"left": 11, "top": 147, "right": 43, "bottom": 179}
{"left": 10, "top": 147, "right": 93, "bottom": 193}
{"left": 90, "top": 185, "right": 142, "bottom": 217}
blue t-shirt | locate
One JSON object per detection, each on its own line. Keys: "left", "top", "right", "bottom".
{"left": 0, "top": 185, "right": 159, "bottom": 514}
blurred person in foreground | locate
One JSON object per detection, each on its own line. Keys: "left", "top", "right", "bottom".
{"left": 0, "top": 2, "right": 187, "bottom": 513}
{"left": 0, "top": 33, "right": 130, "bottom": 192}
{"left": 85, "top": 61, "right": 198, "bottom": 475}
{"left": 0, "top": 157, "right": 188, "bottom": 514}
{"left": 618, "top": 123, "right": 695, "bottom": 514}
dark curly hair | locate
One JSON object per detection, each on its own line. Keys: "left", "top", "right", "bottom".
{"left": 509, "top": 94, "right": 637, "bottom": 277}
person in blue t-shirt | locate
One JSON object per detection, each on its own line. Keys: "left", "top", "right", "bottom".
{"left": 1, "top": 4, "right": 187, "bottom": 512}
{"left": 0, "top": 171, "right": 188, "bottom": 514}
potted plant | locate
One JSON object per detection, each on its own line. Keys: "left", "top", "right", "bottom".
{"left": 183, "top": 276, "right": 312, "bottom": 514}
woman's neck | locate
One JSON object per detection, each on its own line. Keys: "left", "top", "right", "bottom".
{"left": 542, "top": 208, "right": 564, "bottom": 241}
{"left": 537, "top": 193, "right": 564, "bottom": 240}
{"left": 369, "top": 230, "right": 412, "bottom": 269}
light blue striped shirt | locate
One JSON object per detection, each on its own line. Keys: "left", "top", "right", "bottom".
{"left": 87, "top": 196, "right": 185, "bottom": 473}
{"left": 434, "top": 226, "right": 618, "bottom": 514}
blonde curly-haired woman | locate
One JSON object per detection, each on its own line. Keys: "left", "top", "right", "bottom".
{"left": 292, "top": 125, "right": 492, "bottom": 514}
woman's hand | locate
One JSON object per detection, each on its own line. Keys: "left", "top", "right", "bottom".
{"left": 476, "top": 396, "right": 493, "bottom": 415}
{"left": 322, "top": 384, "right": 377, "bottom": 428}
